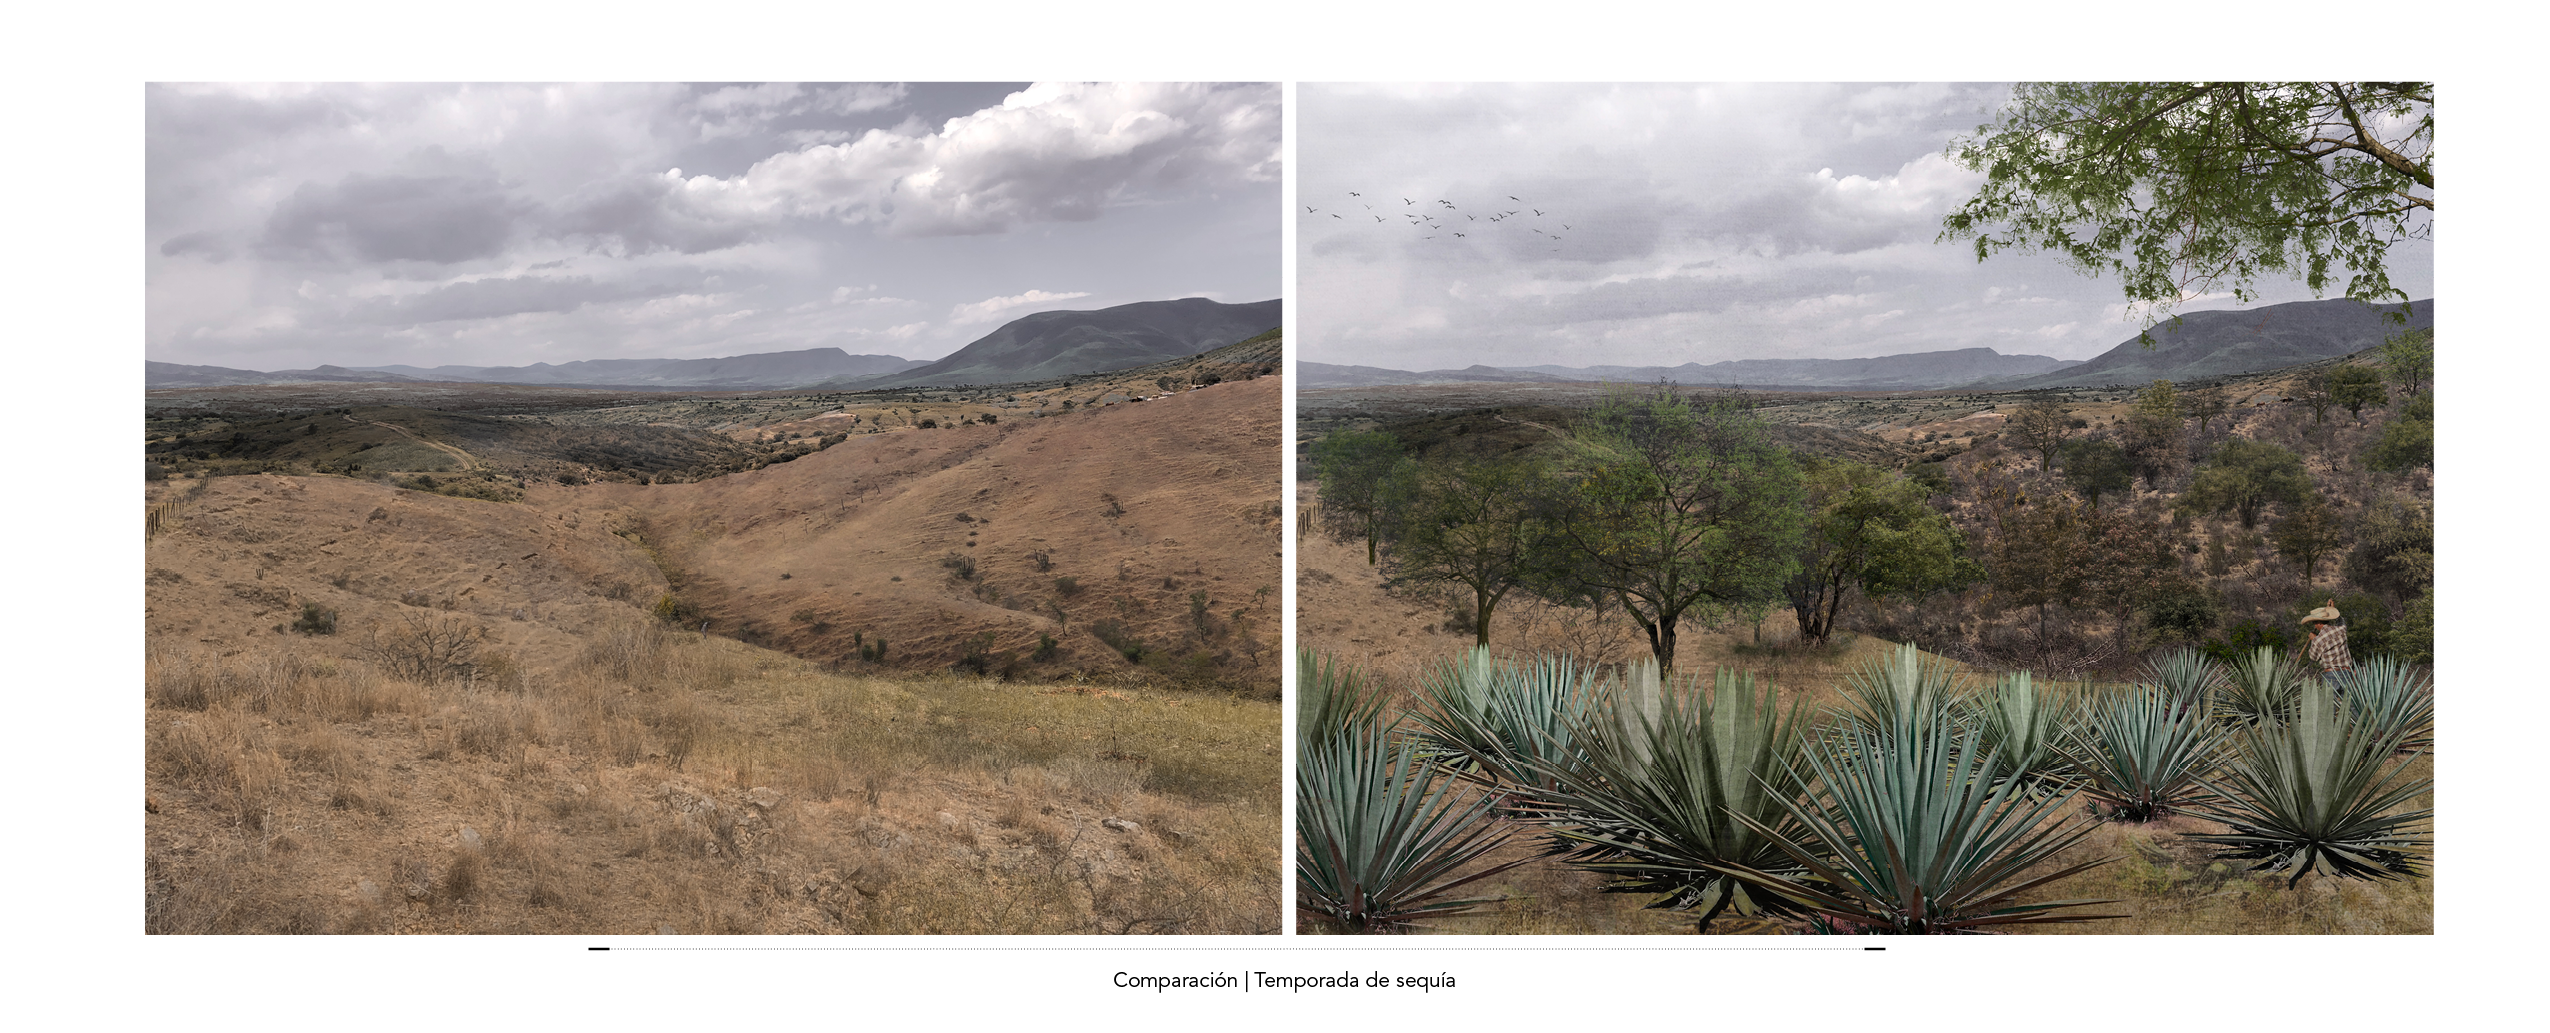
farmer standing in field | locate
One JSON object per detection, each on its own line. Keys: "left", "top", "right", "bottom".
{"left": 2303, "top": 600, "right": 2353, "bottom": 694}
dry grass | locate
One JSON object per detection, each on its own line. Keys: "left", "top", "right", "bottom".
{"left": 144, "top": 622, "right": 1279, "bottom": 935}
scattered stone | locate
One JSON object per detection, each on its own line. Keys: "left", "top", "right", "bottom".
{"left": 657, "top": 924, "right": 679, "bottom": 935}
{"left": 357, "top": 878, "right": 384, "bottom": 904}
{"left": 746, "top": 787, "right": 783, "bottom": 810}
{"left": 936, "top": 810, "right": 961, "bottom": 830}
{"left": 459, "top": 826, "right": 482, "bottom": 850}
{"left": 1102, "top": 817, "right": 1141, "bottom": 834}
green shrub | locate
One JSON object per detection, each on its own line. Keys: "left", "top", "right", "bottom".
{"left": 1090, "top": 618, "right": 1145, "bottom": 662}
{"left": 291, "top": 603, "right": 338, "bottom": 636}
{"left": 2200, "top": 618, "right": 2294, "bottom": 668}
{"left": 1053, "top": 575, "right": 1081, "bottom": 597}
{"left": 1031, "top": 633, "right": 1058, "bottom": 663}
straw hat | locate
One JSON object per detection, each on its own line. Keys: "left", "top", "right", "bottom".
{"left": 2302, "top": 599, "right": 2342, "bottom": 624}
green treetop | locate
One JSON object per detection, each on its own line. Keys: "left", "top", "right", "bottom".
{"left": 1943, "top": 82, "right": 2432, "bottom": 335}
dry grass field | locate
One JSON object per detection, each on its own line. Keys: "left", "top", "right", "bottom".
{"left": 143, "top": 359, "right": 1282, "bottom": 935}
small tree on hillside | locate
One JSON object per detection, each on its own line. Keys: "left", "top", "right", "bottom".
{"left": 2122, "top": 379, "right": 2184, "bottom": 485}
{"left": 2293, "top": 371, "right": 2336, "bottom": 425}
{"left": 2006, "top": 397, "right": 2071, "bottom": 472}
{"left": 2186, "top": 383, "right": 2231, "bottom": 433}
{"left": 2329, "top": 365, "right": 2388, "bottom": 426}
{"left": 2270, "top": 492, "right": 2345, "bottom": 583}
{"left": 2180, "top": 438, "right": 2312, "bottom": 529}
{"left": 1377, "top": 451, "right": 1553, "bottom": 648}
{"left": 2379, "top": 327, "right": 2432, "bottom": 397}
{"left": 1308, "top": 429, "right": 1407, "bottom": 566}
{"left": 2364, "top": 391, "right": 2433, "bottom": 471}
{"left": 2058, "top": 437, "right": 2135, "bottom": 509}
{"left": 1783, "top": 460, "right": 1971, "bottom": 647}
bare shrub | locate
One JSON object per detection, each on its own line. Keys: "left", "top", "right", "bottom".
{"left": 365, "top": 613, "right": 485, "bottom": 684}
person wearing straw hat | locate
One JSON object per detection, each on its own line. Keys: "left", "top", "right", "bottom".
{"left": 2302, "top": 599, "right": 2354, "bottom": 693}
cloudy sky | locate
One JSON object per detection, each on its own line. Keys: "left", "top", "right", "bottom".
{"left": 1297, "top": 83, "right": 2435, "bottom": 371}
{"left": 146, "top": 82, "right": 1280, "bottom": 371}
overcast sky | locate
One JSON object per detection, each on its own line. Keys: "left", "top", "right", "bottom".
{"left": 1297, "top": 83, "right": 2435, "bottom": 371}
{"left": 147, "top": 82, "right": 1281, "bottom": 371}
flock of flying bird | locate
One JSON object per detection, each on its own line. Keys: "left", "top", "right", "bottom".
{"left": 1304, "top": 191, "right": 1573, "bottom": 253}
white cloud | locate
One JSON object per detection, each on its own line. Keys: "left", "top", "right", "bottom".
{"left": 949, "top": 289, "right": 1091, "bottom": 325}
{"left": 662, "top": 82, "right": 1279, "bottom": 237}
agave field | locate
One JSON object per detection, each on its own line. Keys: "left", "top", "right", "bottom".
{"left": 1295, "top": 643, "right": 2434, "bottom": 934}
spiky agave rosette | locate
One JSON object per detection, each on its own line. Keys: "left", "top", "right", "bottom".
{"left": 1505, "top": 661, "right": 1824, "bottom": 930}
{"left": 1294, "top": 649, "right": 1528, "bottom": 933}
{"left": 2181, "top": 679, "right": 2432, "bottom": 888}
{"left": 1706, "top": 686, "right": 2126, "bottom": 933}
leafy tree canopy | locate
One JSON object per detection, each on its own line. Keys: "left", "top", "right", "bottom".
{"left": 1307, "top": 429, "right": 1406, "bottom": 565}
{"left": 1943, "top": 82, "right": 2432, "bottom": 333}
{"left": 1546, "top": 387, "right": 1805, "bottom": 673}
{"left": 2180, "top": 438, "right": 2312, "bottom": 529}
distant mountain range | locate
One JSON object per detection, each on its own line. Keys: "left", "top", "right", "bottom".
{"left": 1300, "top": 348, "right": 2080, "bottom": 391}
{"left": 147, "top": 296, "right": 1282, "bottom": 392}
{"left": 1299, "top": 296, "right": 2432, "bottom": 392}
{"left": 833, "top": 297, "right": 1282, "bottom": 389}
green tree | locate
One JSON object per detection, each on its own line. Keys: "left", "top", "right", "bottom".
{"left": 1782, "top": 460, "right": 1970, "bottom": 648}
{"left": 2329, "top": 365, "right": 2387, "bottom": 425}
{"left": 1307, "top": 429, "right": 1406, "bottom": 565}
{"left": 1543, "top": 387, "right": 1806, "bottom": 675}
{"left": 2363, "top": 390, "right": 2433, "bottom": 471}
{"left": 2058, "top": 437, "right": 2134, "bottom": 509}
{"left": 1377, "top": 452, "right": 1552, "bottom": 648}
{"left": 2293, "top": 371, "right": 2336, "bottom": 425}
{"left": 2005, "top": 396, "right": 2071, "bottom": 472}
{"left": 1986, "top": 490, "right": 2092, "bottom": 642}
{"left": 1942, "top": 82, "right": 2432, "bottom": 333}
{"left": 2270, "top": 492, "right": 2345, "bottom": 582}
{"left": 2379, "top": 327, "right": 2432, "bottom": 396}
{"left": 2343, "top": 492, "right": 2433, "bottom": 605}
{"left": 2181, "top": 438, "right": 2312, "bottom": 529}
{"left": 2186, "top": 383, "right": 2231, "bottom": 433}
{"left": 2124, "top": 379, "right": 2184, "bottom": 485}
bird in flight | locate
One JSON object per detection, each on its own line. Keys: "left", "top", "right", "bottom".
{"left": 1508, "top": 195, "right": 1521, "bottom": 201}
{"left": 1533, "top": 209, "right": 1544, "bottom": 216}
{"left": 1332, "top": 213, "right": 1342, "bottom": 219}
{"left": 1404, "top": 198, "right": 1415, "bottom": 205}
{"left": 1373, "top": 215, "right": 1385, "bottom": 222}
{"left": 1304, "top": 206, "right": 1317, "bottom": 213}
{"left": 1349, "top": 191, "right": 1361, "bottom": 196}
{"left": 1563, "top": 224, "right": 1570, "bottom": 230}
{"left": 1454, "top": 232, "right": 1465, "bottom": 237}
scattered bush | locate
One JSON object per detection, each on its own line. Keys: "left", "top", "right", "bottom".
{"left": 364, "top": 613, "right": 484, "bottom": 684}
{"left": 2201, "top": 618, "right": 2295, "bottom": 668}
{"left": 291, "top": 603, "right": 338, "bottom": 636}
{"left": 1032, "top": 633, "right": 1059, "bottom": 662}
{"left": 940, "top": 553, "right": 977, "bottom": 580}
{"left": 1091, "top": 619, "right": 1145, "bottom": 662}
{"left": 1053, "top": 575, "right": 1081, "bottom": 597}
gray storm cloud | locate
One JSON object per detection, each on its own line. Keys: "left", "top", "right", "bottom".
{"left": 261, "top": 170, "right": 526, "bottom": 264}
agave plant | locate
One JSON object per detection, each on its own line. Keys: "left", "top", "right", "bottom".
{"left": 2061, "top": 686, "right": 2233, "bottom": 822}
{"left": 2217, "top": 645, "right": 2308, "bottom": 726}
{"left": 1831, "top": 642, "right": 1968, "bottom": 738}
{"left": 1296, "top": 652, "right": 1527, "bottom": 932}
{"left": 1511, "top": 662, "right": 1820, "bottom": 930}
{"left": 2183, "top": 679, "right": 2432, "bottom": 888}
{"left": 1972, "top": 671, "right": 2081, "bottom": 795}
{"left": 2342, "top": 656, "right": 2434, "bottom": 752}
{"left": 1403, "top": 645, "right": 1598, "bottom": 792}
{"left": 2143, "top": 648, "right": 2225, "bottom": 717}
{"left": 1297, "top": 648, "right": 1389, "bottom": 747}
{"left": 1709, "top": 706, "right": 2125, "bottom": 933}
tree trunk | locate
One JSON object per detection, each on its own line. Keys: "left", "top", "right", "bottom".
{"left": 1474, "top": 587, "right": 1502, "bottom": 648}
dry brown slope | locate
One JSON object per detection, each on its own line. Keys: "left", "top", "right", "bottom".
{"left": 584, "top": 376, "right": 1284, "bottom": 682}
{"left": 145, "top": 473, "right": 670, "bottom": 660}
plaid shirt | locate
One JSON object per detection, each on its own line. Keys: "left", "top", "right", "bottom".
{"left": 2307, "top": 624, "right": 2352, "bottom": 672}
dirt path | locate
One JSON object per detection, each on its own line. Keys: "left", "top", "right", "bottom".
{"left": 344, "top": 412, "right": 479, "bottom": 472}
